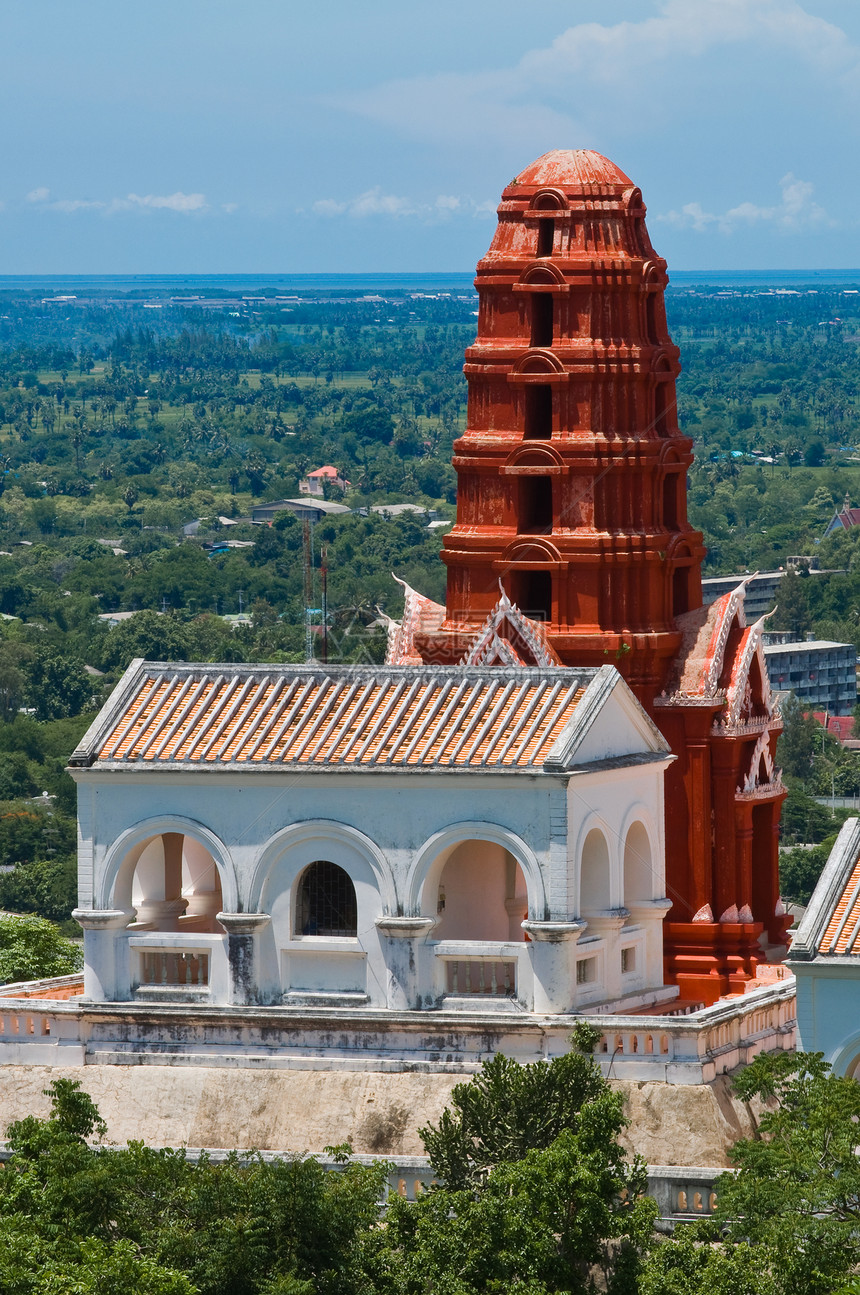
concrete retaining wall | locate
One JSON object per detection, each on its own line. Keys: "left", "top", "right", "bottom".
{"left": 0, "top": 1063, "right": 763, "bottom": 1167}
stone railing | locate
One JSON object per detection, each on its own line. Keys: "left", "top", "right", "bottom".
{"left": 0, "top": 999, "right": 85, "bottom": 1064}
{"left": 592, "top": 978, "right": 797, "bottom": 1083}
{"left": 0, "top": 974, "right": 84, "bottom": 1001}
{"left": 0, "top": 1141, "right": 725, "bottom": 1228}
{"left": 0, "top": 974, "right": 795, "bottom": 1084}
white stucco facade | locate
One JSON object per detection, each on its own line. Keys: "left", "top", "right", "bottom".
{"left": 71, "top": 661, "right": 674, "bottom": 1018}
{"left": 790, "top": 817, "right": 860, "bottom": 1074}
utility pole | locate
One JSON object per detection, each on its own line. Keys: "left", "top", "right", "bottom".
{"left": 321, "top": 545, "right": 328, "bottom": 665}
{"left": 302, "top": 517, "right": 315, "bottom": 663}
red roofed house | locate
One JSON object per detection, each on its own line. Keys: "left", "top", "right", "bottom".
{"left": 300, "top": 465, "right": 350, "bottom": 497}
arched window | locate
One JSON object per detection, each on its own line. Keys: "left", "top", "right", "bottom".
{"left": 531, "top": 294, "right": 553, "bottom": 347}
{"left": 537, "top": 219, "right": 554, "bottom": 257}
{"left": 296, "top": 861, "right": 357, "bottom": 937}
{"left": 518, "top": 476, "right": 553, "bottom": 533}
{"left": 662, "top": 473, "right": 679, "bottom": 530}
{"left": 623, "top": 822, "right": 652, "bottom": 906}
{"left": 524, "top": 384, "right": 552, "bottom": 439}
{"left": 580, "top": 828, "right": 611, "bottom": 914}
{"left": 511, "top": 570, "right": 552, "bottom": 622}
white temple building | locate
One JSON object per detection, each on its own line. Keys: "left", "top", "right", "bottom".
{"left": 70, "top": 653, "right": 676, "bottom": 1018}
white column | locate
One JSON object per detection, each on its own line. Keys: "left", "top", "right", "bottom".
{"left": 72, "top": 909, "right": 135, "bottom": 1001}
{"left": 375, "top": 916, "right": 437, "bottom": 1010}
{"left": 216, "top": 913, "right": 271, "bottom": 1005}
{"left": 522, "top": 920, "right": 587, "bottom": 1014}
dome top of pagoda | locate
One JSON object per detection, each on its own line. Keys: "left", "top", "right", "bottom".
{"left": 507, "top": 149, "right": 633, "bottom": 193}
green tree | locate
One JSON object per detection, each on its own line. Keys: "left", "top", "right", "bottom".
{"left": 22, "top": 649, "right": 95, "bottom": 720}
{"left": 420, "top": 1024, "right": 612, "bottom": 1192}
{"left": 0, "top": 912, "right": 82, "bottom": 983}
{"left": 771, "top": 569, "right": 811, "bottom": 638}
{"left": 96, "top": 610, "right": 191, "bottom": 672}
{"left": 370, "top": 1026, "right": 654, "bottom": 1293}
{"left": 776, "top": 692, "right": 819, "bottom": 780}
{"left": 0, "top": 1079, "right": 387, "bottom": 1295}
{"left": 673, "top": 1051, "right": 860, "bottom": 1295}
{"left": 0, "top": 854, "right": 78, "bottom": 928}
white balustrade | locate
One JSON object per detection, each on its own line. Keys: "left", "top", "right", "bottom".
{"left": 140, "top": 949, "right": 210, "bottom": 988}
{"left": 444, "top": 958, "right": 516, "bottom": 997}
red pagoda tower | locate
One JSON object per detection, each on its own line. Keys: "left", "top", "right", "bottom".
{"left": 407, "top": 150, "right": 790, "bottom": 1003}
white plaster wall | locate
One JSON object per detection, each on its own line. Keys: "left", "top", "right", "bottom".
{"left": 73, "top": 720, "right": 668, "bottom": 1012}
{"left": 567, "top": 765, "right": 666, "bottom": 915}
{"left": 794, "top": 963, "right": 860, "bottom": 1075}
{"left": 80, "top": 773, "right": 561, "bottom": 921}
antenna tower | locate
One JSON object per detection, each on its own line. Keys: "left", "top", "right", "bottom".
{"left": 302, "top": 517, "right": 315, "bottom": 663}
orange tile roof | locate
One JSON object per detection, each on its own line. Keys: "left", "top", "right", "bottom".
{"left": 818, "top": 852, "right": 860, "bottom": 954}
{"left": 75, "top": 665, "right": 592, "bottom": 771}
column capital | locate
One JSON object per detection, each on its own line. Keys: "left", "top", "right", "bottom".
{"left": 216, "top": 912, "right": 271, "bottom": 935}
{"left": 521, "top": 919, "right": 587, "bottom": 943}
{"left": 375, "top": 916, "right": 437, "bottom": 938}
{"left": 72, "top": 908, "right": 134, "bottom": 932}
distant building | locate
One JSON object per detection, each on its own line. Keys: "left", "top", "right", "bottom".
{"left": 97, "top": 610, "right": 163, "bottom": 629}
{"left": 824, "top": 493, "right": 860, "bottom": 538}
{"left": 763, "top": 636, "right": 857, "bottom": 715}
{"left": 701, "top": 571, "right": 785, "bottom": 620}
{"left": 299, "top": 465, "right": 350, "bottom": 497}
{"left": 701, "top": 562, "right": 834, "bottom": 621}
{"left": 251, "top": 498, "right": 352, "bottom": 524}
{"left": 810, "top": 713, "right": 857, "bottom": 744}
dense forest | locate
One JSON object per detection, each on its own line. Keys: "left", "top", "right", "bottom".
{"left": 0, "top": 279, "right": 859, "bottom": 926}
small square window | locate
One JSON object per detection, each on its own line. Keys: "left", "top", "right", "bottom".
{"left": 621, "top": 947, "right": 636, "bottom": 975}
{"left": 576, "top": 957, "right": 596, "bottom": 985}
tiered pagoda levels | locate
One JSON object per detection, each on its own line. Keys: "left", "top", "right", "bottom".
{"left": 389, "top": 150, "right": 789, "bottom": 1003}
{"left": 419, "top": 148, "right": 706, "bottom": 704}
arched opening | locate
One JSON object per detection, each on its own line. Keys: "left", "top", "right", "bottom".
{"left": 662, "top": 474, "right": 679, "bottom": 530}
{"left": 295, "top": 861, "right": 357, "bottom": 937}
{"left": 510, "top": 569, "right": 552, "bottom": 621}
{"left": 518, "top": 476, "right": 553, "bottom": 533}
{"left": 645, "top": 293, "right": 660, "bottom": 344}
{"left": 623, "top": 822, "right": 653, "bottom": 906}
{"left": 654, "top": 382, "right": 671, "bottom": 437}
{"left": 580, "top": 828, "right": 611, "bottom": 915}
{"left": 531, "top": 294, "right": 553, "bottom": 347}
{"left": 433, "top": 839, "right": 528, "bottom": 943}
{"left": 130, "top": 832, "right": 223, "bottom": 933}
{"left": 524, "top": 384, "right": 552, "bottom": 440}
{"left": 672, "top": 565, "right": 690, "bottom": 617}
{"left": 537, "top": 219, "right": 554, "bottom": 257}
{"left": 746, "top": 655, "right": 769, "bottom": 719}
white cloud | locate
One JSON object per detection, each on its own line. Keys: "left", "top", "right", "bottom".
{"left": 51, "top": 198, "right": 105, "bottom": 213}
{"left": 312, "top": 189, "right": 490, "bottom": 223}
{"left": 660, "top": 172, "right": 832, "bottom": 234}
{"left": 24, "top": 187, "right": 210, "bottom": 216}
{"left": 312, "top": 188, "right": 416, "bottom": 218}
{"left": 335, "top": 1, "right": 860, "bottom": 148}
{"left": 110, "top": 191, "right": 208, "bottom": 214}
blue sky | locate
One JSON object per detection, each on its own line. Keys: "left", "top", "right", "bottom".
{"left": 2, "top": 0, "right": 860, "bottom": 273}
